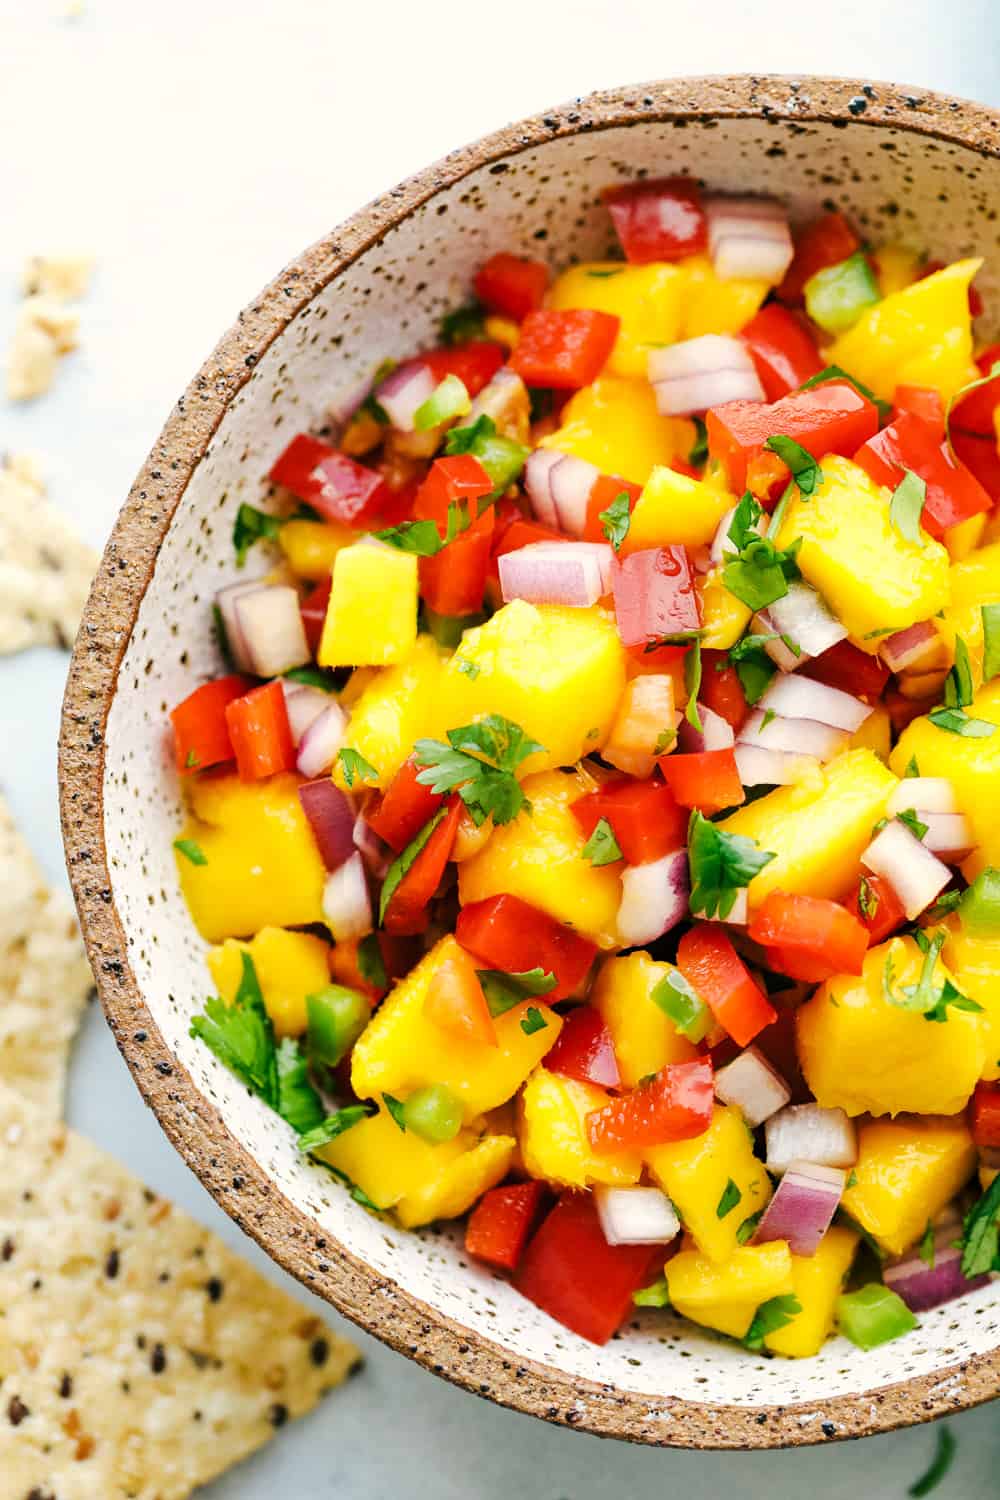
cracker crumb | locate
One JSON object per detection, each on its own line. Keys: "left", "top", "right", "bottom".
{"left": 0, "top": 452, "right": 97, "bottom": 653}
{"left": 7, "top": 254, "right": 92, "bottom": 402}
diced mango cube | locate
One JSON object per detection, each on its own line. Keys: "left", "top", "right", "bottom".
{"left": 334, "top": 635, "right": 446, "bottom": 790}
{"left": 278, "top": 518, "right": 354, "bottom": 581}
{"left": 698, "top": 567, "right": 753, "bottom": 650}
{"left": 539, "top": 375, "right": 683, "bottom": 485}
{"left": 646, "top": 1105, "right": 772, "bottom": 1263}
{"left": 872, "top": 243, "right": 923, "bottom": 298}
{"left": 940, "top": 916, "right": 1000, "bottom": 1081}
{"left": 518, "top": 1068, "right": 642, "bottom": 1188}
{"left": 625, "top": 465, "right": 735, "bottom": 552}
{"left": 849, "top": 702, "right": 891, "bottom": 760}
{"left": 547, "top": 261, "right": 683, "bottom": 378}
{"left": 666, "top": 1241, "right": 794, "bottom": 1340}
{"left": 591, "top": 952, "right": 699, "bottom": 1087}
{"left": 940, "top": 541, "right": 1000, "bottom": 688}
{"left": 675, "top": 253, "right": 769, "bottom": 338}
{"left": 207, "top": 926, "right": 330, "bottom": 1038}
{"left": 945, "top": 513, "right": 987, "bottom": 562}
{"left": 764, "top": 1226, "right": 860, "bottom": 1358}
{"left": 394, "top": 1134, "right": 515, "bottom": 1229}
{"left": 841, "top": 1114, "right": 976, "bottom": 1255}
{"left": 318, "top": 541, "right": 418, "bottom": 667}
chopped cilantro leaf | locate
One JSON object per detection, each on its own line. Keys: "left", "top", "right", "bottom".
{"left": 688, "top": 417, "right": 708, "bottom": 468}
{"left": 379, "top": 808, "right": 449, "bottom": 924}
{"left": 339, "top": 748, "right": 380, "bottom": 789}
{"left": 414, "top": 714, "right": 544, "bottom": 827}
{"left": 282, "top": 664, "right": 341, "bottom": 692}
{"left": 298, "top": 1103, "right": 378, "bottom": 1156}
{"left": 764, "top": 435, "right": 823, "bottom": 496}
{"left": 439, "top": 302, "right": 486, "bottom": 344}
{"left": 944, "top": 635, "right": 975, "bottom": 710}
{"left": 376, "top": 498, "right": 473, "bottom": 556}
{"left": 688, "top": 809, "right": 776, "bottom": 920}
{"left": 960, "top": 1170, "right": 1000, "bottom": 1278}
{"left": 190, "top": 952, "right": 278, "bottom": 1106}
{"left": 928, "top": 706, "right": 997, "bottom": 738}
{"left": 477, "top": 968, "right": 556, "bottom": 1018}
{"left": 908, "top": 1426, "right": 957, "bottom": 1499}
{"left": 717, "top": 1179, "right": 742, "bottom": 1219}
{"left": 798, "top": 364, "right": 892, "bottom": 422}
{"left": 857, "top": 875, "right": 879, "bottom": 922}
{"left": 904, "top": 754, "right": 921, "bottom": 778}
{"left": 600, "top": 490, "right": 632, "bottom": 552}
{"left": 455, "top": 657, "right": 480, "bottom": 679}
{"left": 744, "top": 1295, "right": 802, "bottom": 1351}
{"left": 945, "top": 358, "right": 1000, "bottom": 449}
{"left": 233, "top": 503, "right": 283, "bottom": 567}
{"left": 918, "top": 1219, "right": 936, "bottom": 1270}
{"left": 581, "top": 817, "right": 623, "bottom": 867}
{"left": 736, "top": 1210, "right": 763, "bottom": 1246}
{"left": 383, "top": 1093, "right": 407, "bottom": 1132}
{"left": 896, "top": 808, "right": 929, "bottom": 841}
{"left": 881, "top": 932, "right": 983, "bottom": 1024}
{"left": 275, "top": 1038, "right": 325, "bottom": 1135}
{"left": 174, "top": 838, "right": 207, "bottom": 866}
{"left": 888, "top": 469, "right": 927, "bottom": 544}
{"left": 982, "top": 603, "right": 1000, "bottom": 684}
{"left": 357, "top": 932, "right": 387, "bottom": 991}
{"left": 520, "top": 1006, "right": 548, "bottom": 1035}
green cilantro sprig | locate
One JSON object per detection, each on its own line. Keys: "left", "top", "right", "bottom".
{"left": 743, "top": 1295, "right": 802, "bottom": 1351}
{"left": 600, "top": 490, "right": 632, "bottom": 552}
{"left": 477, "top": 968, "right": 556, "bottom": 1017}
{"left": 959, "top": 1170, "right": 1000, "bottom": 1278}
{"left": 880, "top": 933, "right": 983, "bottom": 1024}
{"left": 687, "top": 810, "right": 775, "bottom": 919}
{"left": 414, "top": 714, "right": 544, "bottom": 827}
{"left": 378, "top": 807, "right": 449, "bottom": 923}
{"left": 721, "top": 492, "right": 802, "bottom": 612}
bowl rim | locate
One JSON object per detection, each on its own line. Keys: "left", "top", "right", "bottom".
{"left": 60, "top": 73, "right": 1000, "bottom": 1449}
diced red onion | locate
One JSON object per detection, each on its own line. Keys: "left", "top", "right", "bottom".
{"left": 738, "top": 710, "right": 849, "bottom": 761}
{"left": 498, "top": 542, "right": 611, "bottom": 608}
{"left": 298, "top": 778, "right": 357, "bottom": 871}
{"left": 704, "top": 195, "right": 794, "bottom": 284}
{"left": 616, "top": 848, "right": 689, "bottom": 947}
{"left": 677, "top": 703, "right": 735, "bottom": 753}
{"left": 594, "top": 1185, "right": 681, "bottom": 1247}
{"left": 920, "top": 812, "right": 975, "bottom": 863}
{"left": 648, "top": 335, "right": 766, "bottom": 415}
{"left": 879, "top": 621, "right": 942, "bottom": 674}
{"left": 549, "top": 454, "right": 599, "bottom": 537}
{"left": 215, "top": 577, "right": 269, "bottom": 673}
{"left": 281, "top": 682, "right": 330, "bottom": 745}
{"left": 733, "top": 743, "right": 820, "bottom": 787}
{"left": 758, "top": 584, "right": 848, "bottom": 666}
{"left": 523, "top": 448, "right": 564, "bottom": 529}
{"left": 758, "top": 675, "right": 872, "bottom": 733}
{"left": 233, "top": 585, "right": 311, "bottom": 678}
{"left": 714, "top": 1046, "right": 791, "bottom": 1127}
{"left": 887, "top": 778, "right": 957, "bottom": 816}
{"left": 375, "top": 359, "right": 436, "bottom": 432}
{"left": 861, "top": 820, "right": 951, "bottom": 919}
{"left": 321, "top": 851, "right": 372, "bottom": 941}
{"left": 353, "top": 811, "right": 392, "bottom": 880}
{"left": 296, "top": 701, "right": 349, "bottom": 778}
{"left": 754, "top": 1161, "right": 845, "bottom": 1257}
{"left": 704, "top": 888, "right": 748, "bottom": 926}
{"left": 884, "top": 1238, "right": 991, "bottom": 1313}
{"left": 765, "top": 1104, "right": 857, "bottom": 1175}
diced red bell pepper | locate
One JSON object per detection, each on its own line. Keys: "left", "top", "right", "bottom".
{"left": 300, "top": 576, "right": 332, "bottom": 655}
{"left": 412, "top": 454, "right": 497, "bottom": 617}
{"left": 740, "top": 304, "right": 823, "bottom": 402}
{"left": 423, "top": 340, "right": 505, "bottom": 398}
{"left": 372, "top": 470, "right": 420, "bottom": 528}
{"left": 570, "top": 777, "right": 687, "bottom": 866}
{"left": 586, "top": 1058, "right": 714, "bottom": 1154}
{"left": 514, "top": 1192, "right": 663, "bottom": 1344}
{"left": 854, "top": 411, "right": 992, "bottom": 538}
{"left": 455, "top": 893, "right": 597, "bottom": 1000}
{"left": 800, "top": 639, "right": 890, "bottom": 700}
{"left": 893, "top": 384, "right": 945, "bottom": 432}
{"left": 778, "top": 211, "right": 860, "bottom": 304}
{"left": 170, "top": 674, "right": 253, "bottom": 774}
{"left": 676, "top": 926, "right": 776, "bottom": 1047}
{"left": 748, "top": 891, "right": 868, "bottom": 981}
{"left": 707, "top": 380, "right": 879, "bottom": 492}
{"left": 224, "top": 680, "right": 296, "bottom": 782}
{"left": 269, "top": 434, "right": 389, "bottom": 527}
{"left": 473, "top": 253, "right": 549, "bottom": 322}
{"left": 510, "top": 309, "right": 619, "bottom": 390}
{"left": 490, "top": 495, "right": 529, "bottom": 549}
{"left": 950, "top": 429, "right": 1000, "bottom": 503}
{"left": 602, "top": 177, "right": 707, "bottom": 265}
{"left": 657, "top": 748, "right": 745, "bottom": 815}
{"left": 545, "top": 1005, "right": 621, "bottom": 1089}
{"left": 423, "top": 940, "right": 497, "bottom": 1047}
{"left": 328, "top": 932, "right": 412, "bottom": 1004}
{"left": 493, "top": 517, "right": 565, "bottom": 556}
{"left": 610, "top": 546, "right": 701, "bottom": 651}
{"left": 465, "top": 1180, "right": 548, "bottom": 1271}
{"left": 952, "top": 343, "right": 1000, "bottom": 436}
{"left": 700, "top": 651, "right": 750, "bottom": 732}
{"left": 582, "top": 474, "right": 643, "bottom": 543}
{"left": 970, "top": 1080, "right": 1000, "bottom": 1149}
{"left": 367, "top": 755, "right": 444, "bottom": 853}
{"left": 853, "top": 871, "right": 906, "bottom": 945}
{"left": 382, "top": 799, "right": 462, "bottom": 936}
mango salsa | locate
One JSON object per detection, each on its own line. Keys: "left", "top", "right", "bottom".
{"left": 207, "top": 926, "right": 330, "bottom": 1038}
{"left": 518, "top": 1068, "right": 642, "bottom": 1188}
{"left": 665, "top": 1241, "right": 794, "bottom": 1339}
{"left": 539, "top": 375, "right": 683, "bottom": 485}
{"left": 547, "top": 261, "right": 683, "bottom": 378}
{"left": 334, "top": 634, "right": 446, "bottom": 790}
{"left": 841, "top": 1114, "right": 976, "bottom": 1255}
{"left": 319, "top": 540, "right": 418, "bottom": 667}
{"left": 646, "top": 1105, "right": 772, "bottom": 1263}
{"left": 591, "top": 952, "right": 699, "bottom": 1087}
{"left": 626, "top": 465, "right": 735, "bottom": 552}
{"left": 763, "top": 1227, "right": 860, "bottom": 1358}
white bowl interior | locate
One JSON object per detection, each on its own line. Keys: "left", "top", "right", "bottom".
{"left": 103, "top": 113, "right": 1000, "bottom": 1417}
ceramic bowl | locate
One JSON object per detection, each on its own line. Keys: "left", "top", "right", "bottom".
{"left": 61, "top": 75, "right": 1000, "bottom": 1449}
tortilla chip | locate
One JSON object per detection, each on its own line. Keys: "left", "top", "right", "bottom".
{"left": 0, "top": 453, "right": 97, "bottom": 653}
{"left": 0, "top": 1083, "right": 361, "bottom": 1498}
{"left": 0, "top": 793, "right": 92, "bottom": 1115}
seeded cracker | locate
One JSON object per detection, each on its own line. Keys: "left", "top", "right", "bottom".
{"left": 0, "top": 1083, "right": 361, "bottom": 1498}
{"left": 0, "top": 454, "right": 97, "bottom": 654}
{"left": 0, "top": 793, "right": 92, "bottom": 1116}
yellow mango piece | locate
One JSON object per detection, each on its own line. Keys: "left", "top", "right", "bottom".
{"left": 334, "top": 635, "right": 446, "bottom": 790}
{"left": 797, "top": 937, "right": 986, "bottom": 1118}
{"left": 666, "top": 1242, "right": 794, "bottom": 1340}
{"left": 718, "top": 749, "right": 897, "bottom": 909}
{"left": 940, "top": 916, "right": 1000, "bottom": 1081}
{"left": 318, "top": 540, "right": 418, "bottom": 667}
{"left": 459, "top": 768, "right": 622, "bottom": 947}
{"left": 440, "top": 600, "right": 626, "bottom": 774}
{"left": 764, "top": 1227, "right": 860, "bottom": 1358}
{"left": 547, "top": 261, "right": 683, "bottom": 378}
{"left": 774, "top": 456, "right": 951, "bottom": 640}
{"left": 841, "top": 1114, "right": 976, "bottom": 1255}
{"left": 849, "top": 702, "right": 891, "bottom": 759}
{"left": 351, "top": 936, "right": 561, "bottom": 1122}
{"left": 483, "top": 314, "right": 519, "bottom": 349}
{"left": 278, "top": 518, "right": 354, "bottom": 581}
{"left": 890, "top": 679, "right": 1000, "bottom": 880}
{"left": 698, "top": 568, "right": 753, "bottom": 650}
{"left": 518, "top": 1068, "right": 641, "bottom": 1188}
{"left": 940, "top": 541, "right": 1000, "bottom": 689}
{"left": 395, "top": 1134, "right": 514, "bottom": 1229}
{"left": 591, "top": 952, "right": 699, "bottom": 1087}
{"left": 872, "top": 243, "right": 923, "bottom": 298}
{"left": 646, "top": 1106, "right": 772, "bottom": 1263}
{"left": 828, "top": 258, "right": 981, "bottom": 402}
{"left": 539, "top": 375, "right": 682, "bottom": 485}
{"left": 675, "top": 253, "right": 769, "bottom": 338}
{"left": 176, "top": 772, "right": 325, "bottom": 942}
{"left": 207, "top": 926, "right": 330, "bottom": 1039}
{"left": 625, "top": 465, "right": 735, "bottom": 552}
{"left": 945, "top": 512, "right": 988, "bottom": 563}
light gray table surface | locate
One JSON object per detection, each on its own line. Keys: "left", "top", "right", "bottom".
{"left": 2, "top": 1, "right": 999, "bottom": 1493}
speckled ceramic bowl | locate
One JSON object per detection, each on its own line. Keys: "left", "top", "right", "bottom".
{"left": 60, "top": 75, "right": 1000, "bottom": 1449}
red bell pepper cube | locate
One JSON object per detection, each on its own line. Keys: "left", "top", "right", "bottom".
{"left": 455, "top": 893, "right": 597, "bottom": 1000}
{"left": 382, "top": 799, "right": 462, "bottom": 936}
{"left": 610, "top": 546, "right": 701, "bottom": 651}
{"left": 170, "top": 674, "right": 253, "bottom": 774}
{"left": 473, "top": 253, "right": 549, "bottom": 322}
{"left": 657, "top": 748, "right": 745, "bottom": 815}
{"left": 412, "top": 454, "right": 497, "bottom": 617}
{"left": 707, "top": 380, "right": 879, "bottom": 492}
{"left": 951, "top": 429, "right": 1000, "bottom": 502}
{"left": 423, "top": 940, "right": 497, "bottom": 1047}
{"left": 952, "top": 343, "right": 1000, "bottom": 436}
{"left": 854, "top": 411, "right": 992, "bottom": 538}
{"left": 423, "top": 340, "right": 505, "bottom": 398}
{"left": 465, "top": 1181, "right": 548, "bottom": 1271}
{"left": 414, "top": 454, "right": 495, "bottom": 521}
{"left": 515, "top": 1192, "right": 663, "bottom": 1344}
{"left": 586, "top": 1058, "right": 714, "bottom": 1154}
{"left": 545, "top": 1005, "right": 621, "bottom": 1090}
{"left": 740, "top": 304, "right": 823, "bottom": 402}
{"left": 582, "top": 474, "right": 643, "bottom": 544}
{"left": 893, "top": 384, "right": 945, "bottom": 432}
{"left": 493, "top": 517, "right": 565, "bottom": 557}
{"left": 778, "top": 211, "right": 860, "bottom": 304}
{"left": 748, "top": 891, "right": 869, "bottom": 980}
{"left": 700, "top": 651, "right": 750, "bottom": 732}
{"left": 224, "top": 680, "right": 296, "bottom": 782}
{"left": 853, "top": 871, "right": 906, "bottom": 945}
{"left": 510, "top": 309, "right": 619, "bottom": 390}
{"left": 367, "top": 755, "right": 444, "bottom": 854}
{"left": 970, "top": 1081, "right": 1000, "bottom": 1149}
{"left": 570, "top": 777, "right": 687, "bottom": 866}
{"left": 800, "top": 639, "right": 890, "bottom": 700}
{"left": 269, "top": 434, "right": 389, "bottom": 527}
{"left": 602, "top": 177, "right": 707, "bottom": 264}
{"left": 300, "top": 576, "right": 332, "bottom": 655}
{"left": 676, "top": 926, "right": 777, "bottom": 1047}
